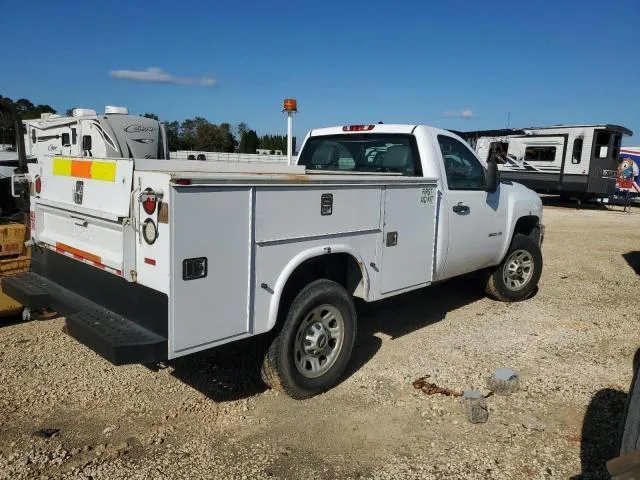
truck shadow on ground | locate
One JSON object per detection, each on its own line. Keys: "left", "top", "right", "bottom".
{"left": 622, "top": 251, "right": 640, "bottom": 276}
{"left": 570, "top": 348, "right": 638, "bottom": 479}
{"left": 569, "top": 388, "right": 628, "bottom": 479}
{"left": 167, "top": 276, "right": 486, "bottom": 403}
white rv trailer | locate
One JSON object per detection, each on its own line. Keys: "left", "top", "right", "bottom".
{"left": 454, "top": 124, "right": 633, "bottom": 200}
{"left": 23, "top": 106, "right": 169, "bottom": 161}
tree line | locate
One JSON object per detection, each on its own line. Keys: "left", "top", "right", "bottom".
{"left": 0, "top": 96, "right": 296, "bottom": 154}
{"left": 146, "top": 115, "right": 295, "bottom": 154}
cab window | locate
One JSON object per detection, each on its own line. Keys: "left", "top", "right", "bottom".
{"left": 297, "top": 133, "right": 422, "bottom": 176}
{"left": 437, "top": 135, "right": 486, "bottom": 190}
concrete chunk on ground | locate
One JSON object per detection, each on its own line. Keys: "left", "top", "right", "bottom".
{"left": 462, "top": 390, "right": 489, "bottom": 424}
{"left": 487, "top": 368, "right": 520, "bottom": 396}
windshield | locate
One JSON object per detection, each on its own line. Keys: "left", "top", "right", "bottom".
{"left": 297, "top": 133, "right": 421, "bottom": 175}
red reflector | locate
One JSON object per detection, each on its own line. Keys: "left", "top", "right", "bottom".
{"left": 342, "top": 125, "right": 375, "bottom": 132}
{"left": 142, "top": 199, "right": 156, "bottom": 215}
{"left": 144, "top": 257, "right": 156, "bottom": 266}
{"left": 176, "top": 179, "right": 192, "bottom": 185}
{"left": 35, "top": 176, "right": 42, "bottom": 194}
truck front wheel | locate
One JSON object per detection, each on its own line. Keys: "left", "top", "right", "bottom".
{"left": 260, "top": 279, "right": 357, "bottom": 399}
{"left": 485, "top": 233, "right": 543, "bottom": 302}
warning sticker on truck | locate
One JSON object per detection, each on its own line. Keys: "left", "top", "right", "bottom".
{"left": 420, "top": 187, "right": 435, "bottom": 205}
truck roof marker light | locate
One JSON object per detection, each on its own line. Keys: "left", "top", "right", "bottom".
{"left": 342, "top": 125, "right": 375, "bottom": 132}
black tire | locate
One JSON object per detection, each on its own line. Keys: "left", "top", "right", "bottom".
{"left": 485, "top": 233, "right": 543, "bottom": 302}
{"left": 260, "top": 279, "right": 357, "bottom": 399}
{"left": 618, "top": 352, "right": 640, "bottom": 455}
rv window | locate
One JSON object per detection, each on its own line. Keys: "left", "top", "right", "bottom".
{"left": 525, "top": 146, "right": 556, "bottom": 162}
{"left": 595, "top": 131, "right": 610, "bottom": 158}
{"left": 488, "top": 142, "right": 509, "bottom": 164}
{"left": 437, "top": 135, "right": 486, "bottom": 190}
{"left": 82, "top": 135, "right": 92, "bottom": 151}
{"left": 612, "top": 134, "right": 621, "bottom": 160}
{"left": 571, "top": 138, "right": 583, "bottom": 164}
{"left": 61, "top": 133, "right": 70, "bottom": 146}
{"left": 31, "top": 129, "right": 36, "bottom": 144}
{"left": 71, "top": 128, "right": 77, "bottom": 145}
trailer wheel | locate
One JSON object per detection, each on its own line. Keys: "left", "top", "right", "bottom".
{"left": 260, "top": 279, "right": 357, "bottom": 399}
{"left": 485, "top": 233, "right": 542, "bottom": 302}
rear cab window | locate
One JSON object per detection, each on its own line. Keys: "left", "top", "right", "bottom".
{"left": 297, "top": 133, "right": 423, "bottom": 176}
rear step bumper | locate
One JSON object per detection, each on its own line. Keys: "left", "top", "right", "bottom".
{"left": 2, "top": 272, "right": 167, "bottom": 365}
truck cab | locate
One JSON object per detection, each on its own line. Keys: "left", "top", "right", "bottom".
{"left": 296, "top": 124, "right": 544, "bottom": 286}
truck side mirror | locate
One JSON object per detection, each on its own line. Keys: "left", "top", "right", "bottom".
{"left": 486, "top": 158, "right": 499, "bottom": 193}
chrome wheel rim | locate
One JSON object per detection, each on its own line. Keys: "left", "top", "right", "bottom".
{"left": 502, "top": 249, "right": 534, "bottom": 291}
{"left": 294, "top": 305, "right": 345, "bottom": 379}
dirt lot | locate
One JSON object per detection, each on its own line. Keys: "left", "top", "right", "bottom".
{"left": 1, "top": 202, "right": 639, "bottom": 480}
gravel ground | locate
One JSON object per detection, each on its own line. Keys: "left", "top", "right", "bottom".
{"left": 1, "top": 201, "right": 639, "bottom": 479}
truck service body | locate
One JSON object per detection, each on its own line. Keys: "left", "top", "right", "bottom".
{"left": 3, "top": 123, "right": 544, "bottom": 399}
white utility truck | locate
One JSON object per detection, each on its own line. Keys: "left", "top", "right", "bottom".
{"left": 3, "top": 123, "right": 544, "bottom": 399}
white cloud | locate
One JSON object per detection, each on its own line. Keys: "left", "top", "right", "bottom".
{"left": 109, "top": 67, "right": 217, "bottom": 87}
{"left": 443, "top": 108, "right": 475, "bottom": 119}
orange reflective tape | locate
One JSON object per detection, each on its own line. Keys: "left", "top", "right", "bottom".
{"left": 55, "top": 242, "right": 101, "bottom": 264}
{"left": 70, "top": 160, "right": 92, "bottom": 179}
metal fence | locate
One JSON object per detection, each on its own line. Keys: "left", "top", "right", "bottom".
{"left": 170, "top": 150, "right": 295, "bottom": 164}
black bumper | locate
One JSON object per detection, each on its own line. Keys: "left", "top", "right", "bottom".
{"left": 2, "top": 271, "right": 168, "bottom": 366}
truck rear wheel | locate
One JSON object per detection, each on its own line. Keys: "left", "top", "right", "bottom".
{"left": 485, "top": 233, "right": 542, "bottom": 302}
{"left": 260, "top": 279, "right": 357, "bottom": 399}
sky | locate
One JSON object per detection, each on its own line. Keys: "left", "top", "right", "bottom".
{"left": 1, "top": 0, "right": 639, "bottom": 145}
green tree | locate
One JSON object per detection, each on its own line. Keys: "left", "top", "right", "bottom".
{"left": 143, "top": 113, "right": 159, "bottom": 120}
{"left": 238, "top": 131, "right": 248, "bottom": 153}
{"left": 164, "top": 121, "right": 180, "bottom": 151}
{"left": 236, "top": 122, "right": 248, "bottom": 140}
{"left": 246, "top": 130, "right": 259, "bottom": 154}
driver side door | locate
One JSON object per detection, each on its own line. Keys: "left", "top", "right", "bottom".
{"left": 436, "top": 133, "right": 506, "bottom": 281}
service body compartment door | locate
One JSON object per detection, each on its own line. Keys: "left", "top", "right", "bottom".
{"left": 169, "top": 186, "right": 252, "bottom": 357}
{"left": 379, "top": 184, "right": 437, "bottom": 295}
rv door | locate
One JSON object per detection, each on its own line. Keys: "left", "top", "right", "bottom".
{"left": 588, "top": 129, "right": 620, "bottom": 196}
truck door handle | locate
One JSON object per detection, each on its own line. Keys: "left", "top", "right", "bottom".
{"left": 452, "top": 203, "right": 470, "bottom": 214}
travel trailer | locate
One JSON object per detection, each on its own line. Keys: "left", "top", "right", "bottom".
{"left": 23, "top": 107, "right": 169, "bottom": 160}
{"left": 454, "top": 124, "right": 633, "bottom": 200}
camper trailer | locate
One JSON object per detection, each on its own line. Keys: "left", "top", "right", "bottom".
{"left": 454, "top": 124, "right": 633, "bottom": 200}
{"left": 23, "top": 107, "right": 169, "bottom": 160}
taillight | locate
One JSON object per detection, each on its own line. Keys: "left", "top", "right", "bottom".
{"left": 142, "top": 198, "right": 156, "bottom": 215}
{"left": 142, "top": 219, "right": 157, "bottom": 245}
{"left": 342, "top": 125, "right": 375, "bottom": 132}
{"left": 175, "top": 179, "right": 192, "bottom": 185}
{"left": 35, "top": 176, "right": 42, "bottom": 194}
{"left": 140, "top": 188, "right": 159, "bottom": 215}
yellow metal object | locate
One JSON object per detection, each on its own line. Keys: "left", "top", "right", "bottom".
{"left": 0, "top": 223, "right": 31, "bottom": 317}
